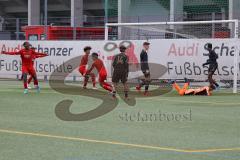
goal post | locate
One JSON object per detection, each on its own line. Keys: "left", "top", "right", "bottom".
{"left": 105, "top": 20, "right": 239, "bottom": 93}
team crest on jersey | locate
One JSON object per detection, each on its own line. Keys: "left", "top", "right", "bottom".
{"left": 23, "top": 51, "right": 31, "bottom": 58}
{"left": 117, "top": 56, "right": 124, "bottom": 64}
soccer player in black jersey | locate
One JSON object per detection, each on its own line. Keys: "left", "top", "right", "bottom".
{"left": 202, "top": 43, "right": 219, "bottom": 89}
{"left": 136, "top": 42, "right": 151, "bottom": 95}
{"left": 112, "top": 45, "right": 129, "bottom": 99}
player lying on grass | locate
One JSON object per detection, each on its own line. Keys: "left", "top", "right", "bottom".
{"left": 202, "top": 43, "right": 219, "bottom": 90}
{"left": 79, "top": 46, "right": 97, "bottom": 89}
{"left": 112, "top": 45, "right": 129, "bottom": 99}
{"left": 1, "top": 42, "right": 48, "bottom": 94}
{"left": 170, "top": 79, "right": 212, "bottom": 96}
{"left": 86, "top": 53, "right": 112, "bottom": 92}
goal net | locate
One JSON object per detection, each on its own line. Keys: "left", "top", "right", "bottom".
{"left": 105, "top": 20, "right": 239, "bottom": 93}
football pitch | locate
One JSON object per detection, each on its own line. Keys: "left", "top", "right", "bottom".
{"left": 0, "top": 80, "right": 240, "bottom": 160}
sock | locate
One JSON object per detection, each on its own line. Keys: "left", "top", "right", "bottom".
{"left": 24, "top": 81, "right": 28, "bottom": 89}
{"left": 28, "top": 76, "right": 33, "bottom": 84}
{"left": 22, "top": 73, "right": 28, "bottom": 89}
{"left": 91, "top": 75, "right": 96, "bottom": 87}
{"left": 124, "top": 91, "right": 128, "bottom": 98}
{"left": 145, "top": 85, "right": 149, "bottom": 91}
{"left": 84, "top": 76, "right": 89, "bottom": 87}
{"left": 34, "top": 79, "right": 38, "bottom": 86}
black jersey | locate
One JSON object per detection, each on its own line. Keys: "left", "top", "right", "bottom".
{"left": 112, "top": 52, "right": 129, "bottom": 72}
{"left": 140, "top": 49, "right": 149, "bottom": 72}
{"left": 204, "top": 50, "right": 218, "bottom": 65}
{"left": 112, "top": 53, "right": 129, "bottom": 83}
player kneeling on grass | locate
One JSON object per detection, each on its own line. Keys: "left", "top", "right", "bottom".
{"left": 170, "top": 79, "right": 212, "bottom": 96}
{"left": 86, "top": 53, "right": 112, "bottom": 92}
{"left": 1, "top": 42, "right": 48, "bottom": 94}
{"left": 112, "top": 45, "right": 129, "bottom": 99}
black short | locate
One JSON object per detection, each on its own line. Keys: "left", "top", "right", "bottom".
{"left": 142, "top": 70, "right": 150, "bottom": 78}
{"left": 184, "top": 91, "right": 194, "bottom": 96}
{"left": 112, "top": 71, "right": 128, "bottom": 83}
{"left": 195, "top": 89, "right": 208, "bottom": 96}
{"left": 208, "top": 64, "right": 218, "bottom": 73}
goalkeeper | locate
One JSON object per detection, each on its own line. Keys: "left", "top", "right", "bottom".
{"left": 170, "top": 79, "right": 212, "bottom": 96}
{"left": 202, "top": 43, "right": 219, "bottom": 89}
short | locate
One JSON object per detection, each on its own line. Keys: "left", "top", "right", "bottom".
{"left": 22, "top": 66, "right": 36, "bottom": 77}
{"left": 112, "top": 70, "right": 128, "bottom": 83}
{"left": 184, "top": 90, "right": 195, "bottom": 96}
{"left": 208, "top": 63, "right": 218, "bottom": 73}
{"left": 142, "top": 70, "right": 150, "bottom": 78}
{"left": 79, "top": 66, "right": 86, "bottom": 75}
{"left": 194, "top": 87, "right": 209, "bottom": 96}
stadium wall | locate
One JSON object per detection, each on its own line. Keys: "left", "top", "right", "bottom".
{"left": 0, "top": 39, "right": 238, "bottom": 81}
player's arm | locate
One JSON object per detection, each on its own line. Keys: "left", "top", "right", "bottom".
{"left": 202, "top": 60, "right": 210, "bottom": 66}
{"left": 125, "top": 55, "right": 129, "bottom": 73}
{"left": 140, "top": 51, "right": 144, "bottom": 63}
{"left": 112, "top": 55, "right": 118, "bottom": 68}
{"left": 86, "top": 63, "right": 95, "bottom": 74}
{"left": 1, "top": 50, "right": 20, "bottom": 55}
{"left": 34, "top": 52, "right": 48, "bottom": 58}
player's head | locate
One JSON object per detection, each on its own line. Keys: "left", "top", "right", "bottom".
{"left": 119, "top": 45, "right": 127, "bottom": 53}
{"left": 91, "top": 52, "right": 99, "bottom": 61}
{"left": 84, "top": 46, "right": 92, "bottom": 55}
{"left": 207, "top": 43, "right": 212, "bottom": 51}
{"left": 143, "top": 42, "right": 150, "bottom": 50}
{"left": 23, "top": 41, "right": 31, "bottom": 49}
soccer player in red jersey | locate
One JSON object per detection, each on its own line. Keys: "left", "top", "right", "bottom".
{"left": 27, "top": 47, "right": 48, "bottom": 89}
{"left": 86, "top": 53, "right": 112, "bottom": 92}
{"left": 1, "top": 42, "right": 47, "bottom": 94}
{"left": 79, "top": 46, "right": 96, "bottom": 89}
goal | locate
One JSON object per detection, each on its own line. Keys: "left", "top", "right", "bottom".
{"left": 105, "top": 20, "right": 239, "bottom": 93}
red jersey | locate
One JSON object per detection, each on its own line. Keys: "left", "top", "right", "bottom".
{"left": 3, "top": 49, "right": 46, "bottom": 66}
{"left": 87, "top": 59, "right": 106, "bottom": 74}
{"left": 80, "top": 54, "right": 89, "bottom": 67}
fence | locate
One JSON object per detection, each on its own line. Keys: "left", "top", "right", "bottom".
{"left": 0, "top": 12, "right": 233, "bottom": 40}
{"left": 0, "top": 16, "right": 111, "bottom": 40}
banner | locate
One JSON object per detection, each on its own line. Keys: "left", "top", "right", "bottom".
{"left": 0, "top": 39, "right": 239, "bottom": 80}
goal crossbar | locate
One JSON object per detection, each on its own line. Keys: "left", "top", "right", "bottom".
{"left": 106, "top": 19, "right": 238, "bottom": 27}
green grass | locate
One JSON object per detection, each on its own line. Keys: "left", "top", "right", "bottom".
{"left": 0, "top": 81, "right": 240, "bottom": 160}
